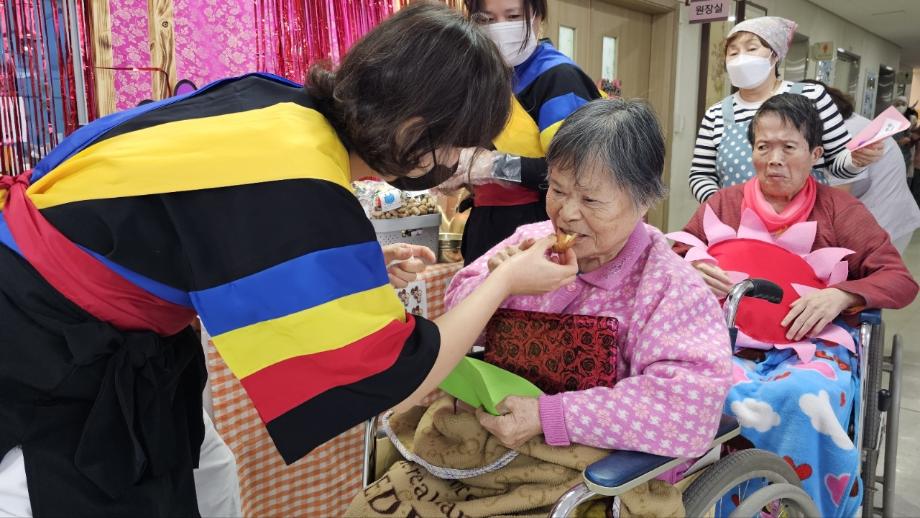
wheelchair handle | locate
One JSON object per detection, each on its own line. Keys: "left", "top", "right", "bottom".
{"left": 723, "top": 279, "right": 784, "bottom": 329}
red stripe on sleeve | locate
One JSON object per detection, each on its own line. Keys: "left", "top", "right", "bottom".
{"left": 241, "top": 315, "right": 417, "bottom": 423}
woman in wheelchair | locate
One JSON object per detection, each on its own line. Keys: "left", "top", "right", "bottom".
{"left": 406, "top": 100, "right": 729, "bottom": 513}
{"left": 446, "top": 99, "right": 732, "bottom": 456}
{"left": 347, "top": 100, "right": 732, "bottom": 517}
{"left": 673, "top": 93, "right": 919, "bottom": 517}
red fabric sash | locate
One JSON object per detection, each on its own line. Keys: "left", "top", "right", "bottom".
{"left": 473, "top": 183, "right": 540, "bottom": 207}
{"left": 484, "top": 308, "right": 619, "bottom": 394}
{"left": 1, "top": 173, "right": 195, "bottom": 335}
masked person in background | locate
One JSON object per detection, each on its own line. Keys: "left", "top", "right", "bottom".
{"left": 689, "top": 16, "right": 883, "bottom": 204}
{"left": 432, "top": 0, "right": 601, "bottom": 265}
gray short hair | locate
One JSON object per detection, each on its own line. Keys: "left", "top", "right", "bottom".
{"left": 546, "top": 99, "right": 667, "bottom": 209}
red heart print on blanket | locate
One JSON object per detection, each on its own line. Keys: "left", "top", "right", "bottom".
{"left": 783, "top": 456, "right": 813, "bottom": 480}
{"left": 825, "top": 473, "right": 851, "bottom": 506}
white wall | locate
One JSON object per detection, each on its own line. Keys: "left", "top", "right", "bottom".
{"left": 665, "top": 0, "right": 903, "bottom": 231}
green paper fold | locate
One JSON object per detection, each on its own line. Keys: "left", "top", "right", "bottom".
{"left": 438, "top": 357, "right": 543, "bottom": 415}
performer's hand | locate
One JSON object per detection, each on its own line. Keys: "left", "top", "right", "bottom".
{"left": 692, "top": 261, "right": 733, "bottom": 298}
{"left": 781, "top": 288, "right": 862, "bottom": 341}
{"left": 476, "top": 396, "right": 542, "bottom": 449}
{"left": 493, "top": 235, "right": 578, "bottom": 296}
{"left": 383, "top": 244, "right": 436, "bottom": 288}
{"left": 487, "top": 238, "right": 536, "bottom": 272}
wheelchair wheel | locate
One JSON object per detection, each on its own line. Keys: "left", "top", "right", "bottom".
{"left": 861, "top": 321, "right": 886, "bottom": 517}
{"left": 682, "top": 448, "right": 804, "bottom": 517}
{"left": 729, "top": 483, "right": 820, "bottom": 517}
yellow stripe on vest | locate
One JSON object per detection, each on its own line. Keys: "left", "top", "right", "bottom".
{"left": 212, "top": 284, "right": 406, "bottom": 379}
{"left": 27, "top": 103, "right": 350, "bottom": 209}
{"left": 492, "top": 97, "right": 544, "bottom": 159}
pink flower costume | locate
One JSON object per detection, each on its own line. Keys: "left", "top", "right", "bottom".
{"left": 669, "top": 205, "right": 864, "bottom": 517}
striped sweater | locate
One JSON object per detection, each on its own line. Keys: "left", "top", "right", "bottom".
{"left": 690, "top": 81, "right": 862, "bottom": 203}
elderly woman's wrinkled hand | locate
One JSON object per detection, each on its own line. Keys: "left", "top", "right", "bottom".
{"left": 851, "top": 141, "right": 884, "bottom": 168}
{"left": 781, "top": 287, "right": 863, "bottom": 341}
{"left": 476, "top": 396, "right": 542, "bottom": 449}
{"left": 487, "top": 238, "right": 536, "bottom": 272}
{"left": 383, "top": 244, "right": 437, "bottom": 288}
{"left": 493, "top": 235, "right": 578, "bottom": 296}
{"left": 692, "top": 261, "right": 734, "bottom": 298}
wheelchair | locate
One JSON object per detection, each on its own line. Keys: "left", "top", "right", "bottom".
{"left": 362, "top": 278, "right": 905, "bottom": 517}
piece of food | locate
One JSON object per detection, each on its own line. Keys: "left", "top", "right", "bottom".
{"left": 552, "top": 231, "right": 577, "bottom": 253}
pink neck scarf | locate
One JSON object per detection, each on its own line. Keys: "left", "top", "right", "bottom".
{"left": 741, "top": 176, "right": 817, "bottom": 233}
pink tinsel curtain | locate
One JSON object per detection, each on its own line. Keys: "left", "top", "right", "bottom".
{"left": 1, "top": 0, "right": 464, "bottom": 172}
{"left": 253, "top": 0, "right": 395, "bottom": 81}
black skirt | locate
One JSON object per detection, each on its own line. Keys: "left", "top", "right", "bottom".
{"left": 0, "top": 244, "right": 206, "bottom": 517}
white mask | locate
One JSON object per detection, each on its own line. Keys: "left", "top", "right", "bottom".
{"left": 726, "top": 53, "right": 774, "bottom": 89}
{"left": 483, "top": 20, "right": 538, "bottom": 67}
{"left": 895, "top": 105, "right": 907, "bottom": 114}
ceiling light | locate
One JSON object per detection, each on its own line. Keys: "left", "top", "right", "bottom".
{"left": 728, "top": 15, "right": 736, "bottom": 22}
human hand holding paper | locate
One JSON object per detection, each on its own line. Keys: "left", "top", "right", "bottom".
{"left": 439, "top": 357, "right": 543, "bottom": 415}
{"left": 846, "top": 106, "right": 910, "bottom": 152}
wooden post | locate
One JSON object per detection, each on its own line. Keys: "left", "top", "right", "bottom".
{"left": 148, "top": 0, "right": 177, "bottom": 99}
{"left": 89, "top": 0, "right": 116, "bottom": 116}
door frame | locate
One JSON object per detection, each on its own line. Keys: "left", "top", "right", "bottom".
{"left": 544, "top": 0, "right": 679, "bottom": 230}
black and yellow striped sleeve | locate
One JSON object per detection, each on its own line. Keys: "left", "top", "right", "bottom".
{"left": 28, "top": 73, "right": 441, "bottom": 463}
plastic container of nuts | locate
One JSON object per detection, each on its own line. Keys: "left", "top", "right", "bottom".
{"left": 353, "top": 181, "right": 442, "bottom": 255}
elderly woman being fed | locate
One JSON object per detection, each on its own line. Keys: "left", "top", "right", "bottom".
{"left": 445, "top": 99, "right": 732, "bottom": 457}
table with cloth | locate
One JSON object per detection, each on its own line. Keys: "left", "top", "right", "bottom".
{"left": 203, "top": 262, "right": 463, "bottom": 516}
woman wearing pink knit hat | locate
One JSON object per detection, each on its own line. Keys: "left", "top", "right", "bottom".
{"left": 689, "top": 16, "right": 885, "bottom": 203}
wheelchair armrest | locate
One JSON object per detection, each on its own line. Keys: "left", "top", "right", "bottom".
{"left": 858, "top": 309, "right": 882, "bottom": 326}
{"left": 583, "top": 450, "right": 683, "bottom": 496}
{"left": 582, "top": 415, "right": 740, "bottom": 497}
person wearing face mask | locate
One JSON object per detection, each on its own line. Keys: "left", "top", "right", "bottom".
{"left": 0, "top": 5, "right": 580, "bottom": 517}
{"left": 438, "top": 0, "right": 601, "bottom": 266}
{"left": 689, "top": 17, "right": 884, "bottom": 203}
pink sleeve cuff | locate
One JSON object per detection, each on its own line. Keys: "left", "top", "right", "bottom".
{"left": 539, "top": 393, "right": 571, "bottom": 446}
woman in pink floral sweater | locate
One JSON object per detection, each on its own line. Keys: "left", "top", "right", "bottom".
{"left": 445, "top": 99, "right": 733, "bottom": 459}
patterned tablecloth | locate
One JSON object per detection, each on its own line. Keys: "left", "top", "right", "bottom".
{"left": 204, "top": 261, "right": 463, "bottom": 517}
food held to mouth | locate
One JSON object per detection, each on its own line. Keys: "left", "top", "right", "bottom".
{"left": 552, "top": 230, "right": 577, "bottom": 253}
